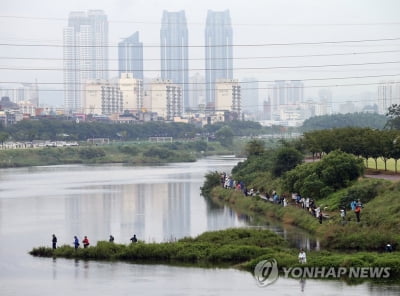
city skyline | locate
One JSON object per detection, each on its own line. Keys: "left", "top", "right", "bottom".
{"left": 0, "top": 0, "right": 399, "bottom": 111}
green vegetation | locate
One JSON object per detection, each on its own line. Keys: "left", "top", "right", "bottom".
{"left": 283, "top": 150, "right": 364, "bottom": 199}
{"left": 0, "top": 141, "right": 232, "bottom": 168}
{"left": 210, "top": 187, "right": 321, "bottom": 233}
{"left": 302, "top": 127, "right": 400, "bottom": 172}
{"left": 301, "top": 112, "right": 387, "bottom": 132}
{"left": 29, "top": 228, "right": 400, "bottom": 279}
{"left": 30, "top": 228, "right": 287, "bottom": 264}
{"left": 0, "top": 119, "right": 286, "bottom": 142}
{"left": 201, "top": 127, "right": 400, "bottom": 252}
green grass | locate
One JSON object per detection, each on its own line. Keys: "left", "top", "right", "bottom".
{"left": 210, "top": 187, "right": 321, "bottom": 234}
{"left": 30, "top": 228, "right": 287, "bottom": 264}
{"left": 0, "top": 143, "right": 206, "bottom": 168}
{"left": 366, "top": 158, "right": 400, "bottom": 172}
{"left": 210, "top": 181, "right": 400, "bottom": 252}
{"left": 29, "top": 228, "right": 400, "bottom": 279}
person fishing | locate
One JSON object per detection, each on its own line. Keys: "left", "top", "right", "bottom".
{"left": 52, "top": 234, "right": 57, "bottom": 249}
{"left": 73, "top": 236, "right": 80, "bottom": 249}
{"left": 82, "top": 236, "right": 90, "bottom": 248}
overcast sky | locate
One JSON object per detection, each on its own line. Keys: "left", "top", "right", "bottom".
{"left": 1, "top": 0, "right": 400, "bottom": 106}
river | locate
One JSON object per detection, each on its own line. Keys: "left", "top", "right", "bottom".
{"left": 0, "top": 156, "right": 399, "bottom": 296}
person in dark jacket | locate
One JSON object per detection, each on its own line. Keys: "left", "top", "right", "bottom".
{"left": 130, "top": 234, "right": 138, "bottom": 243}
{"left": 52, "top": 234, "right": 57, "bottom": 249}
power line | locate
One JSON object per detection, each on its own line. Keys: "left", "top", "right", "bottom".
{"left": 1, "top": 81, "right": 399, "bottom": 93}
{"left": 1, "top": 15, "right": 400, "bottom": 27}
{"left": 1, "top": 60, "right": 399, "bottom": 71}
{"left": 1, "top": 49, "right": 399, "bottom": 62}
{"left": 1, "top": 37, "right": 400, "bottom": 48}
{"left": 1, "top": 74, "right": 399, "bottom": 87}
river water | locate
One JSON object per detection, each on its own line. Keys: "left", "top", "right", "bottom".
{"left": 0, "top": 156, "right": 398, "bottom": 296}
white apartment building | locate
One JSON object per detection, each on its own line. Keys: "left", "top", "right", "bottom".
{"left": 145, "top": 79, "right": 182, "bottom": 120}
{"left": 215, "top": 79, "right": 241, "bottom": 115}
{"left": 83, "top": 80, "right": 123, "bottom": 115}
{"left": 119, "top": 73, "right": 144, "bottom": 113}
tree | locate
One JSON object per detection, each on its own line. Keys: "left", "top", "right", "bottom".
{"left": 283, "top": 150, "right": 364, "bottom": 199}
{"left": 215, "top": 126, "right": 234, "bottom": 147}
{"left": 272, "top": 147, "right": 304, "bottom": 177}
{"left": 385, "top": 104, "right": 400, "bottom": 130}
{"left": 0, "top": 132, "right": 9, "bottom": 148}
{"left": 245, "top": 139, "right": 265, "bottom": 157}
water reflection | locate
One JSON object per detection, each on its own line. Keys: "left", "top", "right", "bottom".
{"left": 1, "top": 159, "right": 399, "bottom": 295}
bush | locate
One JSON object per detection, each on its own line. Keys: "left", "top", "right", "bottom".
{"left": 118, "top": 145, "right": 140, "bottom": 156}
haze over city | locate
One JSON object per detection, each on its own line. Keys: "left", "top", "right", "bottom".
{"left": 0, "top": 0, "right": 399, "bottom": 122}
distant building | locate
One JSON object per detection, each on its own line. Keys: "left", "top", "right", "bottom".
{"left": 18, "top": 101, "right": 36, "bottom": 116}
{"left": 270, "top": 80, "right": 304, "bottom": 115}
{"left": 119, "top": 73, "right": 144, "bottom": 113}
{"left": 215, "top": 79, "right": 241, "bottom": 117}
{"left": 63, "top": 10, "right": 108, "bottom": 113}
{"left": 205, "top": 10, "right": 233, "bottom": 107}
{"left": 118, "top": 32, "right": 143, "bottom": 80}
{"left": 189, "top": 73, "right": 205, "bottom": 110}
{"left": 83, "top": 80, "right": 123, "bottom": 115}
{"left": 377, "top": 81, "right": 400, "bottom": 114}
{"left": 146, "top": 79, "right": 183, "bottom": 120}
{"left": 339, "top": 101, "right": 357, "bottom": 114}
{"left": 262, "top": 98, "right": 272, "bottom": 120}
{"left": 0, "top": 96, "right": 19, "bottom": 110}
{"left": 287, "top": 80, "right": 304, "bottom": 105}
{"left": 241, "top": 78, "right": 259, "bottom": 114}
{"left": 160, "top": 10, "right": 188, "bottom": 112}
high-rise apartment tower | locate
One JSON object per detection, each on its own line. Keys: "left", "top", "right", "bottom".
{"left": 63, "top": 10, "right": 108, "bottom": 113}
{"left": 205, "top": 10, "right": 233, "bottom": 108}
{"left": 160, "top": 10, "right": 188, "bottom": 113}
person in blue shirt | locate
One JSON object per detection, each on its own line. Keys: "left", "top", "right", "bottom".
{"left": 73, "top": 236, "right": 80, "bottom": 249}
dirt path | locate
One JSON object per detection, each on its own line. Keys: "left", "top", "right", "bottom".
{"left": 365, "top": 173, "right": 400, "bottom": 181}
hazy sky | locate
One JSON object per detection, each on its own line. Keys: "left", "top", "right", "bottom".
{"left": 1, "top": 0, "right": 400, "bottom": 106}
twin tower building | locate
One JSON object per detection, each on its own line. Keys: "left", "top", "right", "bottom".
{"left": 63, "top": 10, "right": 240, "bottom": 121}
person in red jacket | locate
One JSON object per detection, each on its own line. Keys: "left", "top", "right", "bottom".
{"left": 82, "top": 236, "right": 90, "bottom": 248}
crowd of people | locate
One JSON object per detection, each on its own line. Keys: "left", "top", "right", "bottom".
{"left": 50, "top": 233, "right": 138, "bottom": 249}
{"left": 219, "top": 172, "right": 370, "bottom": 225}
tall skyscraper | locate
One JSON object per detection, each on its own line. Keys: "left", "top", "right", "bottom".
{"left": 205, "top": 10, "right": 233, "bottom": 108}
{"left": 63, "top": 10, "right": 108, "bottom": 113}
{"left": 160, "top": 10, "right": 188, "bottom": 112}
{"left": 118, "top": 32, "right": 143, "bottom": 80}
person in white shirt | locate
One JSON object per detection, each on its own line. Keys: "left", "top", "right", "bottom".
{"left": 298, "top": 249, "right": 307, "bottom": 264}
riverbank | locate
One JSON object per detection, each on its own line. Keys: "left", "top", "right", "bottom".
{"left": 30, "top": 228, "right": 400, "bottom": 280}
{"left": 0, "top": 141, "right": 233, "bottom": 168}
{"left": 209, "top": 180, "right": 400, "bottom": 251}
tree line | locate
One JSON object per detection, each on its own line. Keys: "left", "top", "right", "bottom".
{"left": 302, "top": 127, "right": 400, "bottom": 172}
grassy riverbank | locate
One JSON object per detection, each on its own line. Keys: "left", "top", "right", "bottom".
{"left": 210, "top": 187, "right": 321, "bottom": 233}
{"left": 209, "top": 181, "right": 400, "bottom": 251}
{"left": 0, "top": 141, "right": 233, "bottom": 168}
{"left": 29, "top": 228, "right": 400, "bottom": 279}
{"left": 30, "top": 228, "right": 287, "bottom": 264}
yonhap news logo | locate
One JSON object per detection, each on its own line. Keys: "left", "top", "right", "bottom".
{"left": 254, "top": 258, "right": 279, "bottom": 287}
{"left": 254, "top": 258, "right": 391, "bottom": 287}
